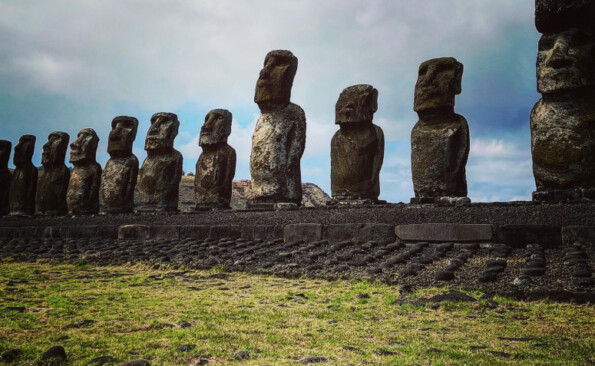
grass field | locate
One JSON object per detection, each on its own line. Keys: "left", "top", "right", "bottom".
{"left": 1, "top": 261, "right": 594, "bottom": 365}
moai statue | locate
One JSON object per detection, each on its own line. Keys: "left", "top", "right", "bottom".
{"left": 67, "top": 128, "right": 102, "bottom": 215}
{"left": 249, "top": 50, "right": 306, "bottom": 208}
{"left": 531, "top": 0, "right": 595, "bottom": 202}
{"left": 138, "top": 112, "right": 183, "bottom": 212}
{"left": 410, "top": 57, "right": 470, "bottom": 205}
{"left": 36, "top": 132, "right": 70, "bottom": 215}
{"left": 330, "top": 84, "right": 384, "bottom": 204}
{"left": 9, "top": 135, "right": 37, "bottom": 215}
{"left": 100, "top": 116, "right": 139, "bottom": 213}
{"left": 0, "top": 140, "right": 12, "bottom": 216}
{"left": 194, "top": 109, "right": 236, "bottom": 210}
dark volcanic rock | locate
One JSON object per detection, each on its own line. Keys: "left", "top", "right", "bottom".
{"left": 250, "top": 50, "right": 306, "bottom": 206}
{"left": 0, "top": 140, "right": 11, "bottom": 216}
{"left": 101, "top": 116, "right": 139, "bottom": 214}
{"left": 36, "top": 132, "right": 70, "bottom": 215}
{"left": 42, "top": 345, "right": 67, "bottom": 362}
{"left": 67, "top": 128, "right": 102, "bottom": 215}
{"left": 9, "top": 135, "right": 37, "bottom": 216}
{"left": 194, "top": 109, "right": 236, "bottom": 210}
{"left": 411, "top": 57, "right": 469, "bottom": 202}
{"left": 330, "top": 84, "right": 384, "bottom": 203}
{"left": 138, "top": 113, "right": 183, "bottom": 212}
{"left": 1, "top": 349, "right": 22, "bottom": 362}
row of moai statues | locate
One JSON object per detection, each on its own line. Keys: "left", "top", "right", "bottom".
{"left": 1, "top": 0, "right": 593, "bottom": 216}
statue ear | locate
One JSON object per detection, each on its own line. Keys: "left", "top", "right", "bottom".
{"left": 370, "top": 88, "right": 379, "bottom": 113}
{"left": 454, "top": 63, "right": 463, "bottom": 95}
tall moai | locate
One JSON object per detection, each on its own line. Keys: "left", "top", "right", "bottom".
{"left": 67, "top": 128, "right": 102, "bottom": 215}
{"left": 100, "top": 116, "right": 139, "bottom": 213}
{"left": 410, "top": 57, "right": 470, "bottom": 205}
{"left": 9, "top": 135, "right": 37, "bottom": 216}
{"left": 330, "top": 84, "right": 384, "bottom": 204}
{"left": 0, "top": 140, "right": 12, "bottom": 216}
{"left": 531, "top": 0, "right": 595, "bottom": 202}
{"left": 194, "top": 109, "right": 236, "bottom": 210}
{"left": 36, "top": 132, "right": 70, "bottom": 215}
{"left": 249, "top": 50, "right": 306, "bottom": 208}
{"left": 138, "top": 112, "right": 183, "bottom": 212}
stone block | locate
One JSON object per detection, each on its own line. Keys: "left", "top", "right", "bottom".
{"left": 42, "top": 226, "right": 59, "bottom": 239}
{"left": 150, "top": 225, "right": 179, "bottom": 240}
{"left": 179, "top": 225, "right": 211, "bottom": 240}
{"left": 60, "top": 226, "right": 98, "bottom": 239}
{"left": 322, "top": 223, "right": 396, "bottom": 244}
{"left": 118, "top": 225, "right": 150, "bottom": 240}
{"left": 0, "top": 227, "right": 18, "bottom": 240}
{"left": 254, "top": 225, "right": 283, "bottom": 240}
{"left": 395, "top": 223, "right": 493, "bottom": 242}
{"left": 495, "top": 225, "right": 561, "bottom": 248}
{"left": 17, "top": 226, "right": 40, "bottom": 239}
{"left": 96, "top": 225, "right": 118, "bottom": 239}
{"left": 561, "top": 226, "right": 595, "bottom": 246}
{"left": 323, "top": 223, "right": 362, "bottom": 243}
{"left": 209, "top": 225, "right": 241, "bottom": 239}
{"left": 284, "top": 223, "right": 322, "bottom": 243}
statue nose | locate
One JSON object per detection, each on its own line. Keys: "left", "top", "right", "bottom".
{"left": 546, "top": 39, "right": 572, "bottom": 68}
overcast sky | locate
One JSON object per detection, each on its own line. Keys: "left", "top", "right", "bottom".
{"left": 0, "top": 0, "right": 539, "bottom": 203}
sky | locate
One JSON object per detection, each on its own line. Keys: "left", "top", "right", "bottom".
{"left": 0, "top": 0, "right": 540, "bottom": 203}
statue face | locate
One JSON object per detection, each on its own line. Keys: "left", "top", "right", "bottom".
{"left": 42, "top": 132, "right": 69, "bottom": 168}
{"left": 145, "top": 113, "right": 179, "bottom": 151}
{"left": 108, "top": 116, "right": 138, "bottom": 155}
{"left": 414, "top": 57, "right": 463, "bottom": 112}
{"left": 254, "top": 50, "right": 298, "bottom": 110}
{"left": 0, "top": 140, "right": 12, "bottom": 168}
{"left": 335, "top": 84, "right": 378, "bottom": 125}
{"left": 13, "top": 135, "right": 35, "bottom": 167}
{"left": 537, "top": 28, "right": 595, "bottom": 94}
{"left": 70, "top": 128, "right": 99, "bottom": 164}
{"left": 199, "top": 109, "right": 232, "bottom": 147}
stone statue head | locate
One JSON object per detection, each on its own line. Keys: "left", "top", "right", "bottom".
{"left": 0, "top": 140, "right": 11, "bottom": 168}
{"left": 199, "top": 109, "right": 232, "bottom": 147}
{"left": 70, "top": 128, "right": 99, "bottom": 164}
{"left": 254, "top": 50, "right": 298, "bottom": 111}
{"left": 13, "top": 135, "right": 35, "bottom": 168}
{"left": 108, "top": 116, "right": 138, "bottom": 156}
{"left": 414, "top": 57, "right": 463, "bottom": 112}
{"left": 535, "top": 0, "right": 595, "bottom": 94}
{"left": 145, "top": 112, "right": 179, "bottom": 151}
{"left": 41, "top": 131, "right": 69, "bottom": 169}
{"left": 335, "top": 84, "right": 378, "bottom": 125}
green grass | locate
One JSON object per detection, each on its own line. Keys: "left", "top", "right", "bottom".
{"left": 0, "top": 261, "right": 594, "bottom": 365}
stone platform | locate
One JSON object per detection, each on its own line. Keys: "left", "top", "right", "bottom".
{"left": 1, "top": 202, "right": 594, "bottom": 301}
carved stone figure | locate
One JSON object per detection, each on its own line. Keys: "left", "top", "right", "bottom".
{"left": 36, "top": 132, "right": 70, "bottom": 215}
{"left": 0, "top": 140, "right": 12, "bottom": 216}
{"left": 410, "top": 57, "right": 470, "bottom": 204}
{"left": 330, "top": 84, "right": 384, "bottom": 204}
{"left": 249, "top": 50, "right": 306, "bottom": 208}
{"left": 531, "top": 0, "right": 595, "bottom": 201}
{"left": 194, "top": 109, "right": 236, "bottom": 210}
{"left": 138, "top": 112, "right": 183, "bottom": 212}
{"left": 9, "top": 135, "right": 37, "bottom": 215}
{"left": 67, "top": 128, "right": 101, "bottom": 214}
{"left": 100, "top": 116, "right": 139, "bottom": 213}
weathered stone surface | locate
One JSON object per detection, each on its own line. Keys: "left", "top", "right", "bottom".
{"left": 411, "top": 57, "right": 469, "bottom": 201}
{"left": 101, "top": 116, "right": 139, "bottom": 213}
{"left": 180, "top": 225, "right": 211, "bottom": 240}
{"left": 531, "top": 1, "right": 595, "bottom": 201}
{"left": 67, "top": 128, "right": 101, "bottom": 215}
{"left": 561, "top": 225, "right": 595, "bottom": 245}
{"left": 36, "top": 132, "right": 70, "bottom": 215}
{"left": 496, "top": 225, "right": 561, "bottom": 248}
{"left": 284, "top": 223, "right": 322, "bottom": 243}
{"left": 9, "top": 135, "right": 37, "bottom": 215}
{"left": 60, "top": 226, "right": 99, "bottom": 239}
{"left": 138, "top": 113, "right": 183, "bottom": 212}
{"left": 395, "top": 223, "right": 493, "bottom": 242}
{"left": 322, "top": 223, "right": 396, "bottom": 244}
{"left": 209, "top": 225, "right": 241, "bottom": 239}
{"left": 331, "top": 85, "right": 384, "bottom": 202}
{"left": 118, "top": 225, "right": 150, "bottom": 240}
{"left": 0, "top": 140, "right": 12, "bottom": 216}
{"left": 250, "top": 50, "right": 306, "bottom": 206}
{"left": 195, "top": 109, "right": 236, "bottom": 210}
{"left": 150, "top": 225, "right": 180, "bottom": 240}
